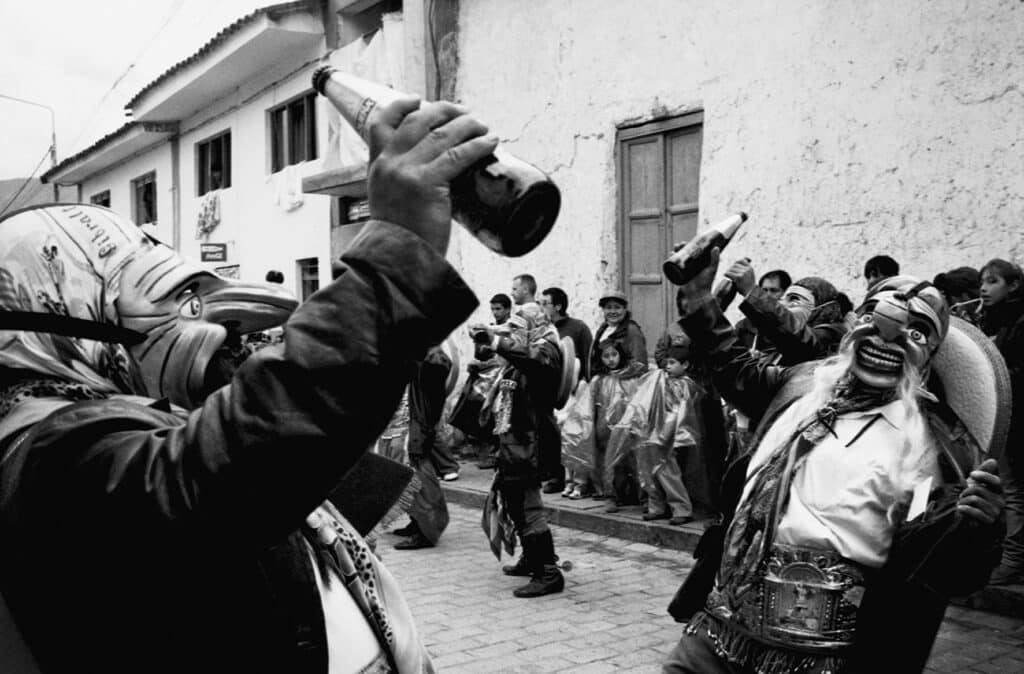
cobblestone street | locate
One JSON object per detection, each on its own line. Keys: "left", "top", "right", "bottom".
{"left": 379, "top": 504, "right": 1024, "bottom": 673}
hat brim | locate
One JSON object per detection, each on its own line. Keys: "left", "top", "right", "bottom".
{"left": 556, "top": 336, "right": 581, "bottom": 409}
{"left": 930, "top": 316, "right": 1011, "bottom": 460}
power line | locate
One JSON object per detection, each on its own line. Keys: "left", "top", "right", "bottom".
{"left": 66, "top": 0, "right": 190, "bottom": 152}
{"left": 0, "top": 145, "right": 56, "bottom": 218}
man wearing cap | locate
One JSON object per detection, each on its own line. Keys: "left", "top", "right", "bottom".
{"left": 472, "top": 303, "right": 566, "bottom": 597}
{"left": 664, "top": 250, "right": 1004, "bottom": 673}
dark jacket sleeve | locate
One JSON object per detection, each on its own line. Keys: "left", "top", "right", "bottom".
{"left": 739, "top": 286, "right": 836, "bottom": 363}
{"left": 3, "top": 221, "right": 478, "bottom": 549}
{"left": 577, "top": 322, "right": 594, "bottom": 381}
{"left": 680, "top": 295, "right": 791, "bottom": 422}
{"left": 624, "top": 322, "right": 649, "bottom": 368}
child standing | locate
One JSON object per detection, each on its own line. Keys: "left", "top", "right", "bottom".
{"left": 611, "top": 344, "right": 702, "bottom": 525}
{"left": 591, "top": 339, "right": 645, "bottom": 512}
{"left": 979, "top": 259, "right": 1024, "bottom": 585}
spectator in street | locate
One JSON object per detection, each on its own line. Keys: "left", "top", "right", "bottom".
{"left": 540, "top": 286, "right": 593, "bottom": 381}
{"left": 978, "top": 258, "right": 1024, "bottom": 586}
{"left": 734, "top": 269, "right": 791, "bottom": 353}
{"left": 538, "top": 287, "right": 593, "bottom": 494}
{"left": 512, "top": 274, "right": 537, "bottom": 306}
{"left": 0, "top": 97, "right": 492, "bottom": 672}
{"left": 934, "top": 266, "right": 982, "bottom": 323}
{"left": 590, "top": 340, "right": 645, "bottom": 510}
{"left": 863, "top": 254, "right": 900, "bottom": 290}
{"left": 590, "top": 290, "right": 648, "bottom": 378}
{"left": 490, "top": 292, "right": 512, "bottom": 324}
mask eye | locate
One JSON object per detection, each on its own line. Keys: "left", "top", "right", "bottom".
{"left": 909, "top": 328, "right": 926, "bottom": 344}
{"left": 860, "top": 314, "right": 874, "bottom": 323}
{"left": 179, "top": 294, "right": 202, "bottom": 319}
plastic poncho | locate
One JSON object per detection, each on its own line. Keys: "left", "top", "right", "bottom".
{"left": 559, "top": 368, "right": 642, "bottom": 479}
{"left": 607, "top": 370, "right": 705, "bottom": 501}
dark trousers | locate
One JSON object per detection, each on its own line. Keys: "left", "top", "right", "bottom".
{"left": 663, "top": 631, "right": 753, "bottom": 674}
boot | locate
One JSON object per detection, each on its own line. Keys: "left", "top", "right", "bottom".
{"left": 513, "top": 530, "right": 564, "bottom": 598}
{"left": 502, "top": 553, "right": 531, "bottom": 577}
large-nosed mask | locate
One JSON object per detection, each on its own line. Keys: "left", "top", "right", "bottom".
{"left": 118, "top": 244, "right": 298, "bottom": 409}
{"left": 841, "top": 275, "right": 949, "bottom": 390}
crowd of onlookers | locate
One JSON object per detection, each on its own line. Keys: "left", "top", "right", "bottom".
{"left": 445, "top": 254, "right": 1023, "bottom": 587}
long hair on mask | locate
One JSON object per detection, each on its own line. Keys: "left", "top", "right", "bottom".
{"left": 769, "top": 345, "right": 934, "bottom": 494}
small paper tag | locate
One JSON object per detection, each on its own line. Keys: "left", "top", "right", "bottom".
{"left": 907, "top": 476, "right": 933, "bottom": 521}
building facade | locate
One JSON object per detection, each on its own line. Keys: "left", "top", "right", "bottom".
{"left": 450, "top": 0, "right": 1024, "bottom": 350}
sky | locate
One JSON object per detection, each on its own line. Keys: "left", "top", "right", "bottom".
{"left": 0, "top": 0, "right": 275, "bottom": 181}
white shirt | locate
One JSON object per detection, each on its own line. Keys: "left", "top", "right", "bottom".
{"left": 743, "top": 399, "right": 940, "bottom": 568}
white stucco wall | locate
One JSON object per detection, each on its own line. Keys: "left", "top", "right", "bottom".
{"left": 80, "top": 149, "right": 175, "bottom": 245}
{"left": 177, "top": 60, "right": 333, "bottom": 294}
{"left": 453, "top": 0, "right": 1024, "bottom": 335}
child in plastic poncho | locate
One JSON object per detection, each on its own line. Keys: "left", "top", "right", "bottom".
{"left": 561, "top": 339, "right": 645, "bottom": 506}
{"left": 607, "top": 345, "right": 705, "bottom": 526}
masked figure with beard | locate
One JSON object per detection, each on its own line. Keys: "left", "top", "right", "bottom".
{"left": 474, "top": 302, "right": 566, "bottom": 598}
{"left": 663, "top": 251, "right": 1005, "bottom": 674}
{"left": 0, "top": 97, "right": 495, "bottom": 673}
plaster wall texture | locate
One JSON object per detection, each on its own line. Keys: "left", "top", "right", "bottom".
{"left": 452, "top": 0, "right": 1023, "bottom": 342}
{"left": 175, "top": 55, "right": 332, "bottom": 295}
{"left": 80, "top": 149, "right": 175, "bottom": 246}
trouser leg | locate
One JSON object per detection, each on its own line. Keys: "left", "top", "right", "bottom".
{"left": 658, "top": 453, "right": 693, "bottom": 518}
{"left": 999, "top": 454, "right": 1024, "bottom": 571}
{"left": 662, "top": 630, "right": 749, "bottom": 674}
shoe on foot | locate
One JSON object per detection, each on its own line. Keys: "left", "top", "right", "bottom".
{"left": 393, "top": 534, "right": 434, "bottom": 550}
{"left": 642, "top": 511, "right": 670, "bottom": 521}
{"left": 568, "top": 487, "right": 586, "bottom": 500}
{"left": 669, "top": 515, "right": 694, "bottom": 526}
{"left": 989, "top": 564, "right": 1024, "bottom": 586}
{"left": 513, "top": 565, "right": 565, "bottom": 598}
{"left": 561, "top": 484, "right": 574, "bottom": 497}
{"left": 541, "top": 479, "right": 565, "bottom": 494}
{"left": 391, "top": 521, "right": 416, "bottom": 537}
{"left": 604, "top": 502, "right": 619, "bottom": 513}
{"left": 476, "top": 459, "right": 497, "bottom": 470}
{"left": 442, "top": 472, "right": 459, "bottom": 482}
{"left": 502, "top": 555, "right": 532, "bottom": 577}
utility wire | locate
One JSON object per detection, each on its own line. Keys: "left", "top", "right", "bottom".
{"left": 66, "top": 0, "right": 190, "bottom": 153}
{"left": 0, "top": 145, "right": 56, "bottom": 218}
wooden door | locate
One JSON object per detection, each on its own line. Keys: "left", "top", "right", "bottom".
{"left": 618, "top": 113, "right": 703, "bottom": 356}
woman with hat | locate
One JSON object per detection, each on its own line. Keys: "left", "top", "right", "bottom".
{"left": 589, "top": 290, "right": 649, "bottom": 510}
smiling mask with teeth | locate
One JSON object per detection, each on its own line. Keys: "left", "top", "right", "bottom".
{"left": 841, "top": 275, "right": 949, "bottom": 389}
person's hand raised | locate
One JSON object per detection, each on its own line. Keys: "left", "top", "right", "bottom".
{"left": 724, "top": 258, "right": 756, "bottom": 296}
{"left": 367, "top": 98, "right": 499, "bottom": 254}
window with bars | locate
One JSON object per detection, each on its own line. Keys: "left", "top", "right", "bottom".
{"left": 296, "top": 257, "right": 320, "bottom": 301}
{"left": 130, "top": 173, "right": 156, "bottom": 225}
{"left": 197, "top": 131, "right": 232, "bottom": 196}
{"left": 270, "top": 93, "right": 318, "bottom": 173}
{"left": 90, "top": 190, "right": 110, "bottom": 207}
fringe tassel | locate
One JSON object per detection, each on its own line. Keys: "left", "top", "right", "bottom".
{"left": 367, "top": 470, "right": 423, "bottom": 545}
{"left": 685, "top": 612, "right": 846, "bottom": 674}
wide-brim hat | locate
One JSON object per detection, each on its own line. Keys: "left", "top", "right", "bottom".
{"left": 599, "top": 290, "right": 628, "bottom": 307}
{"left": 556, "top": 336, "right": 581, "bottom": 409}
{"left": 930, "top": 316, "right": 1011, "bottom": 459}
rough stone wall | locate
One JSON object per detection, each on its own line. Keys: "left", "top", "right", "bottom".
{"left": 450, "top": 0, "right": 1023, "bottom": 338}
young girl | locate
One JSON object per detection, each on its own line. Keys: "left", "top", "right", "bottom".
{"left": 978, "top": 259, "right": 1024, "bottom": 585}
{"left": 591, "top": 339, "right": 645, "bottom": 511}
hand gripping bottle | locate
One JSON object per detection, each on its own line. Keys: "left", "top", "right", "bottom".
{"left": 663, "top": 212, "right": 747, "bottom": 285}
{"left": 312, "top": 66, "right": 561, "bottom": 257}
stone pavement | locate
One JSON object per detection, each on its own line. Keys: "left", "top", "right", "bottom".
{"left": 379, "top": 503, "right": 1024, "bottom": 673}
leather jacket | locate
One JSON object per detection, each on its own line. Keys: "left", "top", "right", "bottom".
{"left": 0, "top": 222, "right": 478, "bottom": 673}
